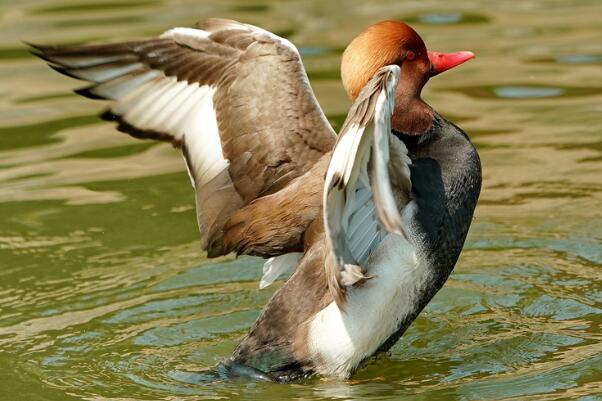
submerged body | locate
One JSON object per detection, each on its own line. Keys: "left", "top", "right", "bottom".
{"left": 31, "top": 19, "right": 480, "bottom": 381}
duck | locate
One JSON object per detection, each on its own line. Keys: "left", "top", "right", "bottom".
{"left": 29, "top": 18, "right": 481, "bottom": 381}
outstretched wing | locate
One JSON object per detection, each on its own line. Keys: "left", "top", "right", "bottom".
{"left": 323, "top": 65, "right": 412, "bottom": 305}
{"left": 29, "top": 19, "right": 336, "bottom": 257}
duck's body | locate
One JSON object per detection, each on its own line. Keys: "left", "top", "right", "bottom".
{"left": 231, "top": 114, "right": 481, "bottom": 380}
{"left": 31, "top": 19, "right": 480, "bottom": 381}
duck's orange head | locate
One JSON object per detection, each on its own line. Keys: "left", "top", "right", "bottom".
{"left": 341, "top": 20, "right": 474, "bottom": 101}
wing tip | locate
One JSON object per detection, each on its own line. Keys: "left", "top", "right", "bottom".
{"left": 99, "top": 109, "right": 118, "bottom": 121}
{"left": 24, "top": 41, "right": 55, "bottom": 54}
{"left": 25, "top": 42, "right": 73, "bottom": 64}
{"left": 48, "top": 64, "right": 81, "bottom": 80}
{"left": 28, "top": 48, "right": 57, "bottom": 65}
{"left": 74, "top": 86, "right": 106, "bottom": 100}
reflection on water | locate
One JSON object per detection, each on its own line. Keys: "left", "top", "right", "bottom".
{"left": 406, "top": 12, "right": 490, "bottom": 25}
{"left": 0, "top": 0, "right": 601, "bottom": 400}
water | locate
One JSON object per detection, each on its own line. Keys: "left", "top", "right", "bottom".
{"left": 1, "top": 0, "right": 601, "bottom": 400}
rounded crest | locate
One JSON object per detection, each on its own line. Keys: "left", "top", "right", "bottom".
{"left": 341, "top": 21, "right": 427, "bottom": 100}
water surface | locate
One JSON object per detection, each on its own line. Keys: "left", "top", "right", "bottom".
{"left": 1, "top": 0, "right": 601, "bottom": 400}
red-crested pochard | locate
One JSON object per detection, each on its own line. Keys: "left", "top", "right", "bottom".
{"left": 30, "top": 19, "right": 480, "bottom": 381}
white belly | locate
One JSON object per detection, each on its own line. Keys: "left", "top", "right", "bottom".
{"left": 306, "top": 233, "right": 431, "bottom": 378}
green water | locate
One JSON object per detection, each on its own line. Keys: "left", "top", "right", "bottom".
{"left": 1, "top": 0, "right": 601, "bottom": 400}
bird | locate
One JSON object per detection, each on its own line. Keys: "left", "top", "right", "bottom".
{"left": 29, "top": 18, "right": 481, "bottom": 381}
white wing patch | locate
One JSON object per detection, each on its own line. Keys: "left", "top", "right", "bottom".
{"left": 344, "top": 186, "right": 387, "bottom": 265}
{"left": 160, "top": 27, "right": 211, "bottom": 42}
{"left": 179, "top": 87, "right": 230, "bottom": 185}
{"left": 371, "top": 85, "right": 406, "bottom": 235}
{"left": 323, "top": 65, "right": 412, "bottom": 303}
{"left": 91, "top": 70, "right": 163, "bottom": 100}
{"left": 259, "top": 252, "right": 303, "bottom": 289}
{"left": 77, "top": 27, "right": 240, "bottom": 247}
{"left": 103, "top": 71, "right": 229, "bottom": 193}
{"left": 69, "top": 62, "right": 145, "bottom": 83}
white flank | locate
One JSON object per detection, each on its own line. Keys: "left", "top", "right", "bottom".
{"left": 315, "top": 64, "right": 422, "bottom": 376}
{"left": 307, "top": 203, "right": 429, "bottom": 378}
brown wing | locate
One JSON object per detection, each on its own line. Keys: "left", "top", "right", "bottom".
{"left": 30, "top": 18, "right": 336, "bottom": 257}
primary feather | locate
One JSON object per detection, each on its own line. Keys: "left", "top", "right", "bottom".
{"left": 323, "top": 65, "right": 412, "bottom": 305}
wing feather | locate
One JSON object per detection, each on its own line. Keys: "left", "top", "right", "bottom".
{"left": 323, "top": 65, "right": 413, "bottom": 306}
{"left": 30, "top": 19, "right": 336, "bottom": 257}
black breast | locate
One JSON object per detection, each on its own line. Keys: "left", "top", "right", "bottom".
{"left": 396, "top": 115, "right": 481, "bottom": 267}
{"left": 376, "top": 115, "right": 482, "bottom": 355}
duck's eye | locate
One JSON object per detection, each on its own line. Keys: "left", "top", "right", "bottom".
{"left": 406, "top": 51, "right": 415, "bottom": 61}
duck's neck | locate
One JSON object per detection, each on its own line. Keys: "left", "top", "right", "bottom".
{"left": 391, "top": 95, "right": 433, "bottom": 136}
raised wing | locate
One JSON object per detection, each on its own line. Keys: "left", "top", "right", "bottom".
{"left": 323, "top": 65, "right": 412, "bottom": 306}
{"left": 30, "top": 19, "right": 336, "bottom": 257}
